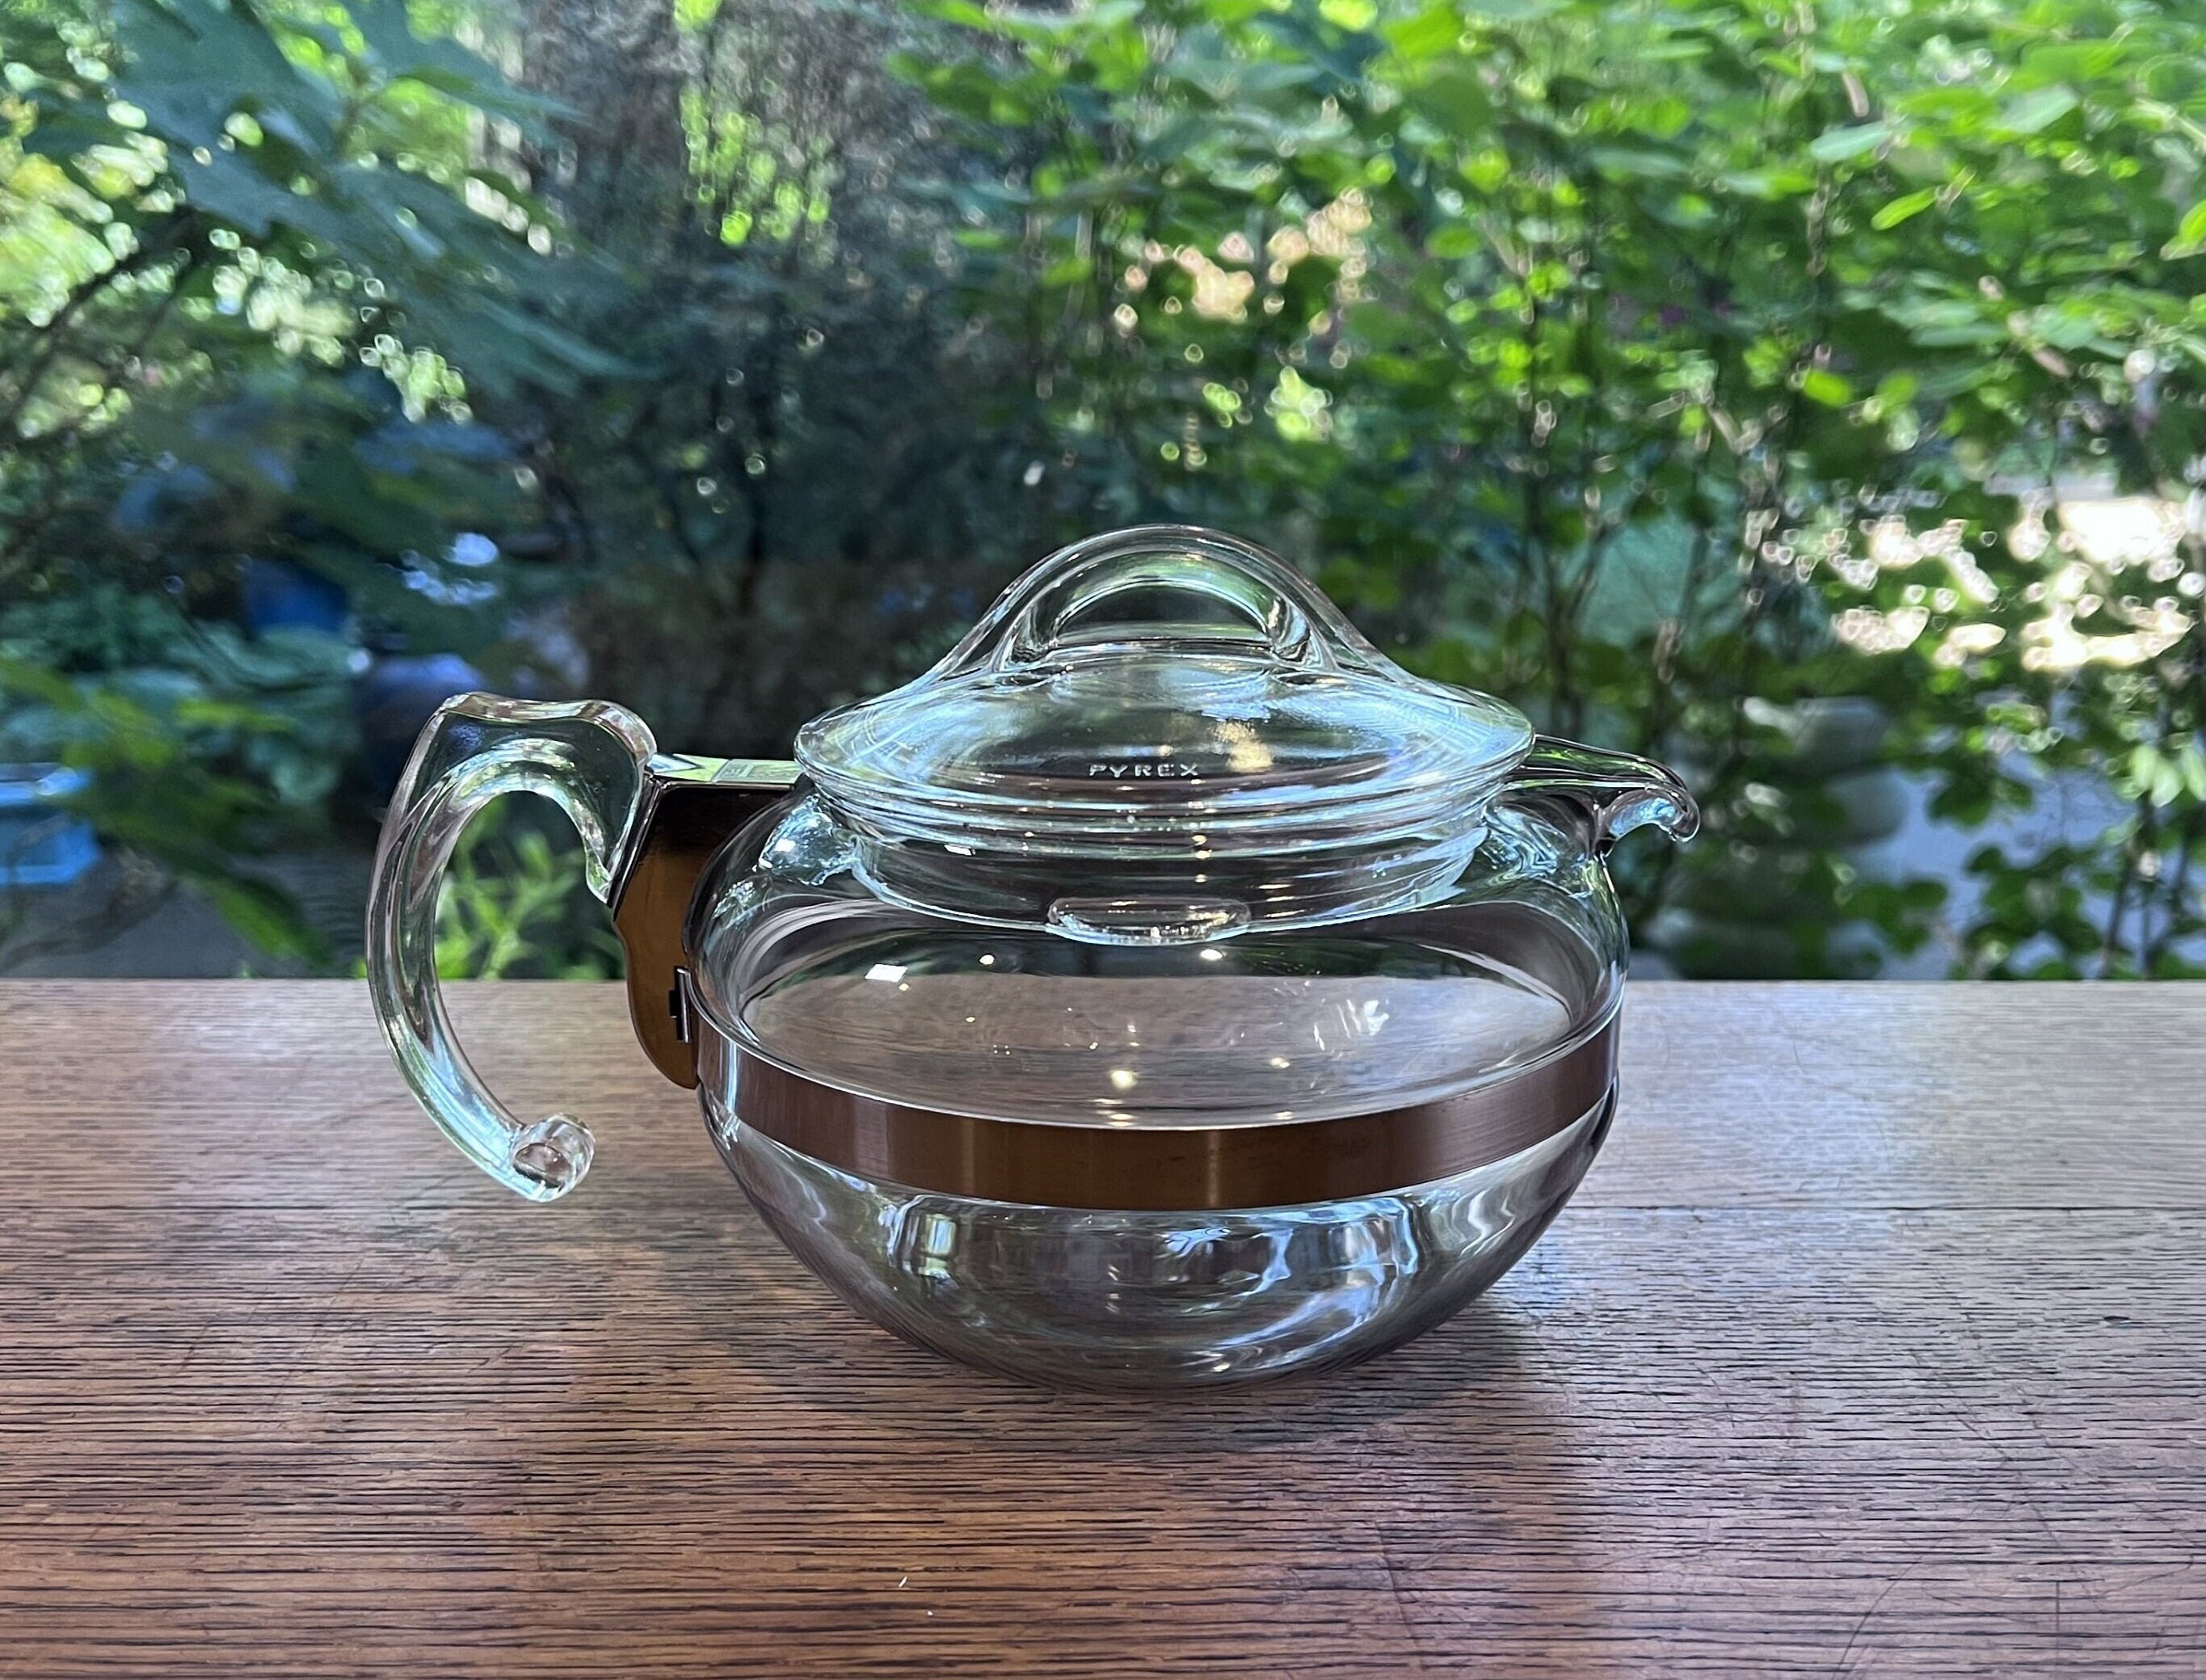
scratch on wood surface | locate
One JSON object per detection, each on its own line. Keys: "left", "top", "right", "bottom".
{"left": 1830, "top": 1563, "right": 1919, "bottom": 1678}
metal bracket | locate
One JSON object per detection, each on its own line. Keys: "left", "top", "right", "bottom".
{"left": 609, "top": 759, "right": 799, "bottom": 1089}
{"left": 670, "top": 966, "right": 696, "bottom": 1046}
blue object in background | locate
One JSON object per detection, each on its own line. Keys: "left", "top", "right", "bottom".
{"left": 0, "top": 765, "right": 101, "bottom": 887}
{"left": 242, "top": 558, "right": 350, "bottom": 635}
{"left": 354, "top": 652, "right": 487, "bottom": 798}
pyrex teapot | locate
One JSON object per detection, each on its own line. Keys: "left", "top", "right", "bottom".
{"left": 368, "top": 525, "right": 1694, "bottom": 1387}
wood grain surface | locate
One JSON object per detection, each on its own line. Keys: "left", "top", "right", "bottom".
{"left": 1, "top": 979, "right": 2200, "bottom": 1677}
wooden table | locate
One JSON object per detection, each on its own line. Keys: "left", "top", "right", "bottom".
{"left": 2, "top": 980, "right": 2200, "bottom": 1676}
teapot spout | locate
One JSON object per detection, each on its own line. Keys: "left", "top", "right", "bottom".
{"left": 1500, "top": 737, "right": 1699, "bottom": 855}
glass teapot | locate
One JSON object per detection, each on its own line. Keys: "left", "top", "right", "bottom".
{"left": 368, "top": 525, "right": 1694, "bottom": 1387}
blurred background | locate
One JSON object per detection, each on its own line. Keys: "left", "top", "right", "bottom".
{"left": 2, "top": 0, "right": 2200, "bottom": 981}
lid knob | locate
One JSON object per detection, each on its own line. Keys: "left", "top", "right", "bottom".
{"left": 945, "top": 524, "right": 1381, "bottom": 679}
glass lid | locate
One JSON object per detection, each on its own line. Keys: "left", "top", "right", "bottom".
{"left": 795, "top": 525, "right": 1533, "bottom": 856}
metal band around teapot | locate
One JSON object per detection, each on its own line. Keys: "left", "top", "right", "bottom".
{"left": 694, "top": 1010, "right": 1619, "bottom": 1212}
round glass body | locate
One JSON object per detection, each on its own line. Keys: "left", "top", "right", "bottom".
{"left": 681, "top": 794, "right": 1636, "bottom": 1388}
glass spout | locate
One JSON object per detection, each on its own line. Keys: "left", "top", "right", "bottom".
{"left": 1501, "top": 737, "right": 1699, "bottom": 854}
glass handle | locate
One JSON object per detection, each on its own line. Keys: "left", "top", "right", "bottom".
{"left": 366, "top": 693, "right": 659, "bottom": 1202}
{"left": 1501, "top": 736, "right": 1699, "bottom": 855}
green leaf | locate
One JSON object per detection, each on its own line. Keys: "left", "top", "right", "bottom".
{"left": 1888, "top": 296, "right": 2006, "bottom": 347}
{"left": 113, "top": 0, "right": 338, "bottom": 152}
{"left": 1720, "top": 166, "right": 1817, "bottom": 200}
{"left": 2179, "top": 743, "right": 2206, "bottom": 801}
{"left": 1427, "top": 223, "right": 1479, "bottom": 259}
{"left": 907, "top": 0, "right": 993, "bottom": 28}
{"left": 1871, "top": 188, "right": 1938, "bottom": 230}
{"left": 2154, "top": 756, "right": 2185, "bottom": 807}
{"left": 346, "top": 0, "right": 501, "bottom": 95}
{"left": 175, "top": 148, "right": 334, "bottom": 240}
{"left": 1384, "top": 5, "right": 1460, "bottom": 61}
{"left": 1588, "top": 146, "right": 1689, "bottom": 182}
{"left": 2124, "top": 743, "right": 2162, "bottom": 800}
{"left": 1412, "top": 66, "right": 1492, "bottom": 136}
{"left": 1808, "top": 121, "right": 1893, "bottom": 164}
{"left": 2163, "top": 200, "right": 2206, "bottom": 259}
{"left": 16, "top": 109, "right": 135, "bottom": 160}
{"left": 196, "top": 874, "right": 326, "bottom": 963}
{"left": 1999, "top": 86, "right": 2078, "bottom": 134}
{"left": 1798, "top": 368, "right": 1854, "bottom": 407}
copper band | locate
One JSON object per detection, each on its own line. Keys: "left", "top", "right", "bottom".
{"left": 698, "top": 1014, "right": 1618, "bottom": 1211}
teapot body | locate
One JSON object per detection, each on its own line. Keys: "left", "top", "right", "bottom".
{"left": 367, "top": 526, "right": 1694, "bottom": 1387}
{"left": 679, "top": 780, "right": 1642, "bottom": 1387}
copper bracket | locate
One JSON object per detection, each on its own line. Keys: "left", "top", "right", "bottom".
{"left": 608, "top": 756, "right": 799, "bottom": 1088}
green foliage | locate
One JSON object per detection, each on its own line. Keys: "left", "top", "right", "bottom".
{"left": 15, "top": 0, "right": 601, "bottom": 395}
{"left": 2, "top": 0, "right": 600, "bottom": 964}
{"left": 0, "top": 583, "right": 356, "bottom": 806}
{"left": 7, "top": 0, "right": 2206, "bottom": 978}
{"left": 432, "top": 799, "right": 621, "bottom": 979}
{"left": 897, "top": 0, "right": 2206, "bottom": 975}
{"left": 515, "top": 0, "right": 1049, "bottom": 755}
{"left": 2, "top": 0, "right": 591, "bottom": 617}
{"left": 0, "top": 592, "right": 356, "bottom": 963}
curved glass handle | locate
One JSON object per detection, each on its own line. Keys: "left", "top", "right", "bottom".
{"left": 941, "top": 524, "right": 1386, "bottom": 676}
{"left": 366, "top": 693, "right": 658, "bottom": 1202}
{"left": 1502, "top": 736, "right": 1699, "bottom": 854}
